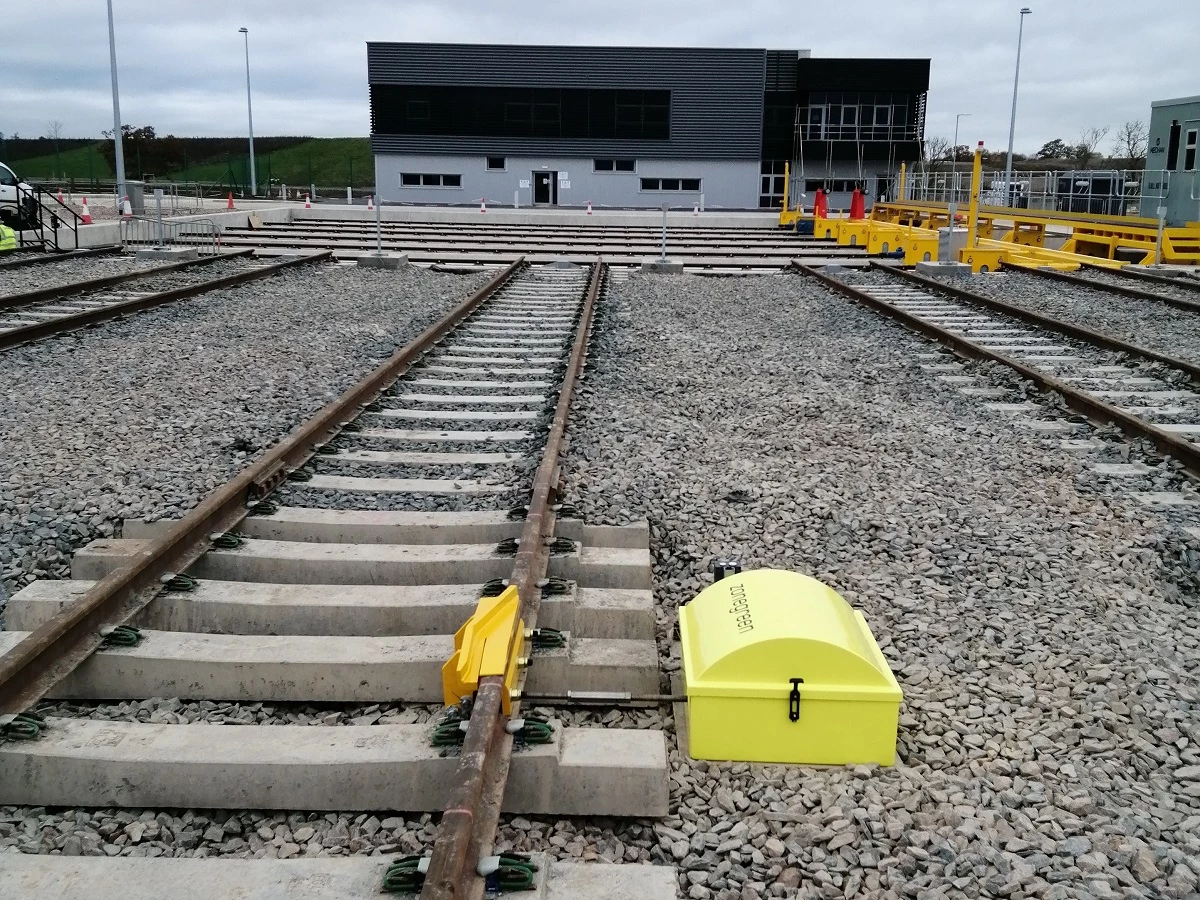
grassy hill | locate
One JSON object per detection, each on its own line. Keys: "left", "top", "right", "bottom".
{"left": 7, "top": 137, "right": 373, "bottom": 189}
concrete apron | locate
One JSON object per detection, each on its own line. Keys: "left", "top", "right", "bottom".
{"left": 0, "top": 718, "right": 668, "bottom": 816}
{"left": 5, "top": 580, "right": 655, "bottom": 640}
{"left": 70, "top": 538, "right": 651, "bottom": 589}
{"left": 0, "top": 853, "right": 677, "bottom": 900}
{"left": 0, "top": 629, "right": 660, "bottom": 702}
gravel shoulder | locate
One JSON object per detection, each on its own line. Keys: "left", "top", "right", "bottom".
{"left": 0, "top": 263, "right": 489, "bottom": 606}
{"left": 0, "top": 254, "right": 164, "bottom": 297}
{"left": 929, "top": 269, "right": 1200, "bottom": 366}
{"left": 558, "top": 271, "right": 1200, "bottom": 899}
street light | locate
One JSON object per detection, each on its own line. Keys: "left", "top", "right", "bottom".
{"left": 1004, "top": 7, "right": 1033, "bottom": 206}
{"left": 238, "top": 27, "right": 257, "bottom": 197}
{"left": 106, "top": 0, "right": 127, "bottom": 207}
{"left": 949, "top": 112, "right": 971, "bottom": 224}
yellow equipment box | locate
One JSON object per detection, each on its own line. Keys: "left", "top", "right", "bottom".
{"left": 680, "top": 569, "right": 902, "bottom": 765}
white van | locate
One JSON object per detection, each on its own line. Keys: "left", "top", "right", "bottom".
{"left": 0, "top": 161, "right": 34, "bottom": 228}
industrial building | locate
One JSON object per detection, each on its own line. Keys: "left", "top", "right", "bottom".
{"left": 367, "top": 43, "right": 929, "bottom": 211}
{"left": 1146, "top": 95, "right": 1200, "bottom": 227}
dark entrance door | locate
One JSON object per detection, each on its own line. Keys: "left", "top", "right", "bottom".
{"left": 533, "top": 171, "right": 557, "bottom": 205}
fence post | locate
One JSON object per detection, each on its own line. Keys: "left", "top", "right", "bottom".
{"left": 155, "top": 188, "right": 164, "bottom": 247}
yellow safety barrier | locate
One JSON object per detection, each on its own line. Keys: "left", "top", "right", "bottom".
{"left": 835, "top": 220, "right": 871, "bottom": 248}
{"left": 867, "top": 222, "right": 938, "bottom": 265}
{"left": 680, "top": 569, "right": 902, "bottom": 765}
{"left": 442, "top": 586, "right": 525, "bottom": 714}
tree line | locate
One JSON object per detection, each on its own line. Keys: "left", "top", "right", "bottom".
{"left": 922, "top": 120, "right": 1149, "bottom": 171}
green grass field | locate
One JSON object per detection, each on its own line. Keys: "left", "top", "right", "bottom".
{"left": 7, "top": 137, "right": 373, "bottom": 188}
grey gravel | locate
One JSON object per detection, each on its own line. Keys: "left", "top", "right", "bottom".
{"left": 928, "top": 268, "right": 1200, "bottom": 367}
{"left": 1071, "top": 267, "right": 1200, "bottom": 308}
{"left": 554, "top": 271, "right": 1200, "bottom": 898}
{"left": 0, "top": 254, "right": 163, "bottom": 297}
{"left": 0, "top": 264, "right": 489, "bottom": 608}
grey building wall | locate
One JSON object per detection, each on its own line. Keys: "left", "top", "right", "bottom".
{"left": 367, "top": 43, "right": 766, "bottom": 161}
{"left": 375, "top": 154, "right": 758, "bottom": 208}
{"left": 1147, "top": 96, "right": 1200, "bottom": 227}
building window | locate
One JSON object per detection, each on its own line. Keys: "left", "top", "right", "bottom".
{"left": 799, "top": 92, "right": 918, "bottom": 142}
{"left": 400, "top": 173, "right": 462, "bottom": 188}
{"left": 640, "top": 177, "right": 701, "bottom": 192}
{"left": 804, "top": 179, "right": 861, "bottom": 193}
{"left": 370, "top": 85, "right": 671, "bottom": 140}
{"left": 1186, "top": 130, "right": 1197, "bottom": 172}
{"left": 487, "top": 157, "right": 506, "bottom": 170}
{"left": 595, "top": 159, "right": 636, "bottom": 172}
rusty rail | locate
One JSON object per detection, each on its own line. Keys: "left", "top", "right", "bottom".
{"left": 795, "top": 262, "right": 1200, "bottom": 478}
{"left": 871, "top": 261, "right": 1200, "bottom": 381}
{"left": 0, "top": 251, "right": 318, "bottom": 352}
{"left": 0, "top": 258, "right": 525, "bottom": 714}
{"left": 421, "top": 259, "right": 604, "bottom": 900}
{"left": 0, "top": 245, "right": 123, "bottom": 270}
{"left": 0, "top": 249, "right": 253, "bottom": 310}
{"left": 1002, "top": 260, "right": 1200, "bottom": 313}
{"left": 1081, "top": 261, "right": 1200, "bottom": 295}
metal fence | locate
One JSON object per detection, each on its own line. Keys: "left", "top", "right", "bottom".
{"left": 119, "top": 215, "right": 220, "bottom": 255}
{"left": 901, "top": 168, "right": 1173, "bottom": 218}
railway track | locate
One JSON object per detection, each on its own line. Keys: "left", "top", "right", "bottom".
{"left": 0, "top": 246, "right": 123, "bottom": 270}
{"left": 799, "top": 262, "right": 1200, "bottom": 480}
{"left": 0, "top": 251, "right": 328, "bottom": 351}
{"left": 1006, "top": 260, "right": 1200, "bottom": 312}
{"left": 218, "top": 220, "right": 864, "bottom": 271}
{"left": 0, "top": 258, "right": 673, "bottom": 900}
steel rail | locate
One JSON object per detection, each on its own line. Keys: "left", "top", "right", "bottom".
{"left": 0, "top": 245, "right": 123, "bottom": 269}
{"left": 1081, "top": 261, "right": 1200, "bottom": 294}
{"left": 0, "top": 249, "right": 254, "bottom": 310}
{"left": 421, "top": 258, "right": 603, "bottom": 900}
{"left": 794, "top": 262, "right": 1200, "bottom": 478}
{"left": 870, "top": 262, "right": 1200, "bottom": 381}
{"left": 0, "top": 258, "right": 525, "bottom": 714}
{"left": 0, "top": 252, "right": 317, "bottom": 352}
{"left": 1001, "top": 260, "right": 1200, "bottom": 313}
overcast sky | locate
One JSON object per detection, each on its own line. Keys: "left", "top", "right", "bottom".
{"left": 4, "top": 0, "right": 1194, "bottom": 155}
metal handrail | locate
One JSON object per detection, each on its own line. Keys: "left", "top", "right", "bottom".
{"left": 119, "top": 215, "right": 221, "bottom": 255}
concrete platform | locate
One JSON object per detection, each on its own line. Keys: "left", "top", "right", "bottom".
{"left": 356, "top": 251, "right": 408, "bottom": 269}
{"left": 72, "top": 538, "right": 650, "bottom": 589}
{"left": 0, "top": 854, "right": 677, "bottom": 900}
{"left": 916, "top": 260, "right": 971, "bottom": 277}
{"left": 6, "top": 579, "right": 654, "bottom": 640}
{"left": 0, "top": 718, "right": 669, "bottom": 816}
{"left": 640, "top": 258, "right": 684, "bottom": 274}
{"left": 124, "top": 509, "right": 650, "bottom": 549}
{"left": 0, "top": 630, "right": 659, "bottom": 702}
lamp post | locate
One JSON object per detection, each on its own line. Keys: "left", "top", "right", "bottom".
{"left": 238, "top": 27, "right": 257, "bottom": 197}
{"left": 106, "top": 0, "right": 127, "bottom": 207}
{"left": 1003, "top": 7, "right": 1032, "bottom": 206}
{"left": 949, "top": 112, "right": 971, "bottom": 223}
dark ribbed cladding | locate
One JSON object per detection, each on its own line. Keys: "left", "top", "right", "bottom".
{"left": 367, "top": 42, "right": 766, "bottom": 160}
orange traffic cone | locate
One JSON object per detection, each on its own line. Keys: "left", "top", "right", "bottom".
{"left": 121, "top": 195, "right": 132, "bottom": 219}
{"left": 226, "top": 192, "right": 235, "bottom": 210}
{"left": 586, "top": 200, "right": 593, "bottom": 215}
{"left": 367, "top": 195, "right": 374, "bottom": 211}
{"left": 56, "top": 188, "right": 65, "bottom": 205}
{"left": 480, "top": 198, "right": 487, "bottom": 213}
{"left": 304, "top": 194, "right": 312, "bottom": 209}
{"left": 80, "top": 197, "right": 92, "bottom": 225}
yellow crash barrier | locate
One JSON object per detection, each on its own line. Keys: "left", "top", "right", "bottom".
{"left": 442, "top": 585, "right": 525, "bottom": 714}
{"left": 835, "top": 220, "right": 871, "bottom": 248}
{"left": 867, "top": 223, "right": 938, "bottom": 265}
{"left": 680, "top": 569, "right": 902, "bottom": 766}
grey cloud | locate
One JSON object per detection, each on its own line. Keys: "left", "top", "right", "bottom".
{"left": 3, "top": 0, "right": 1193, "bottom": 156}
